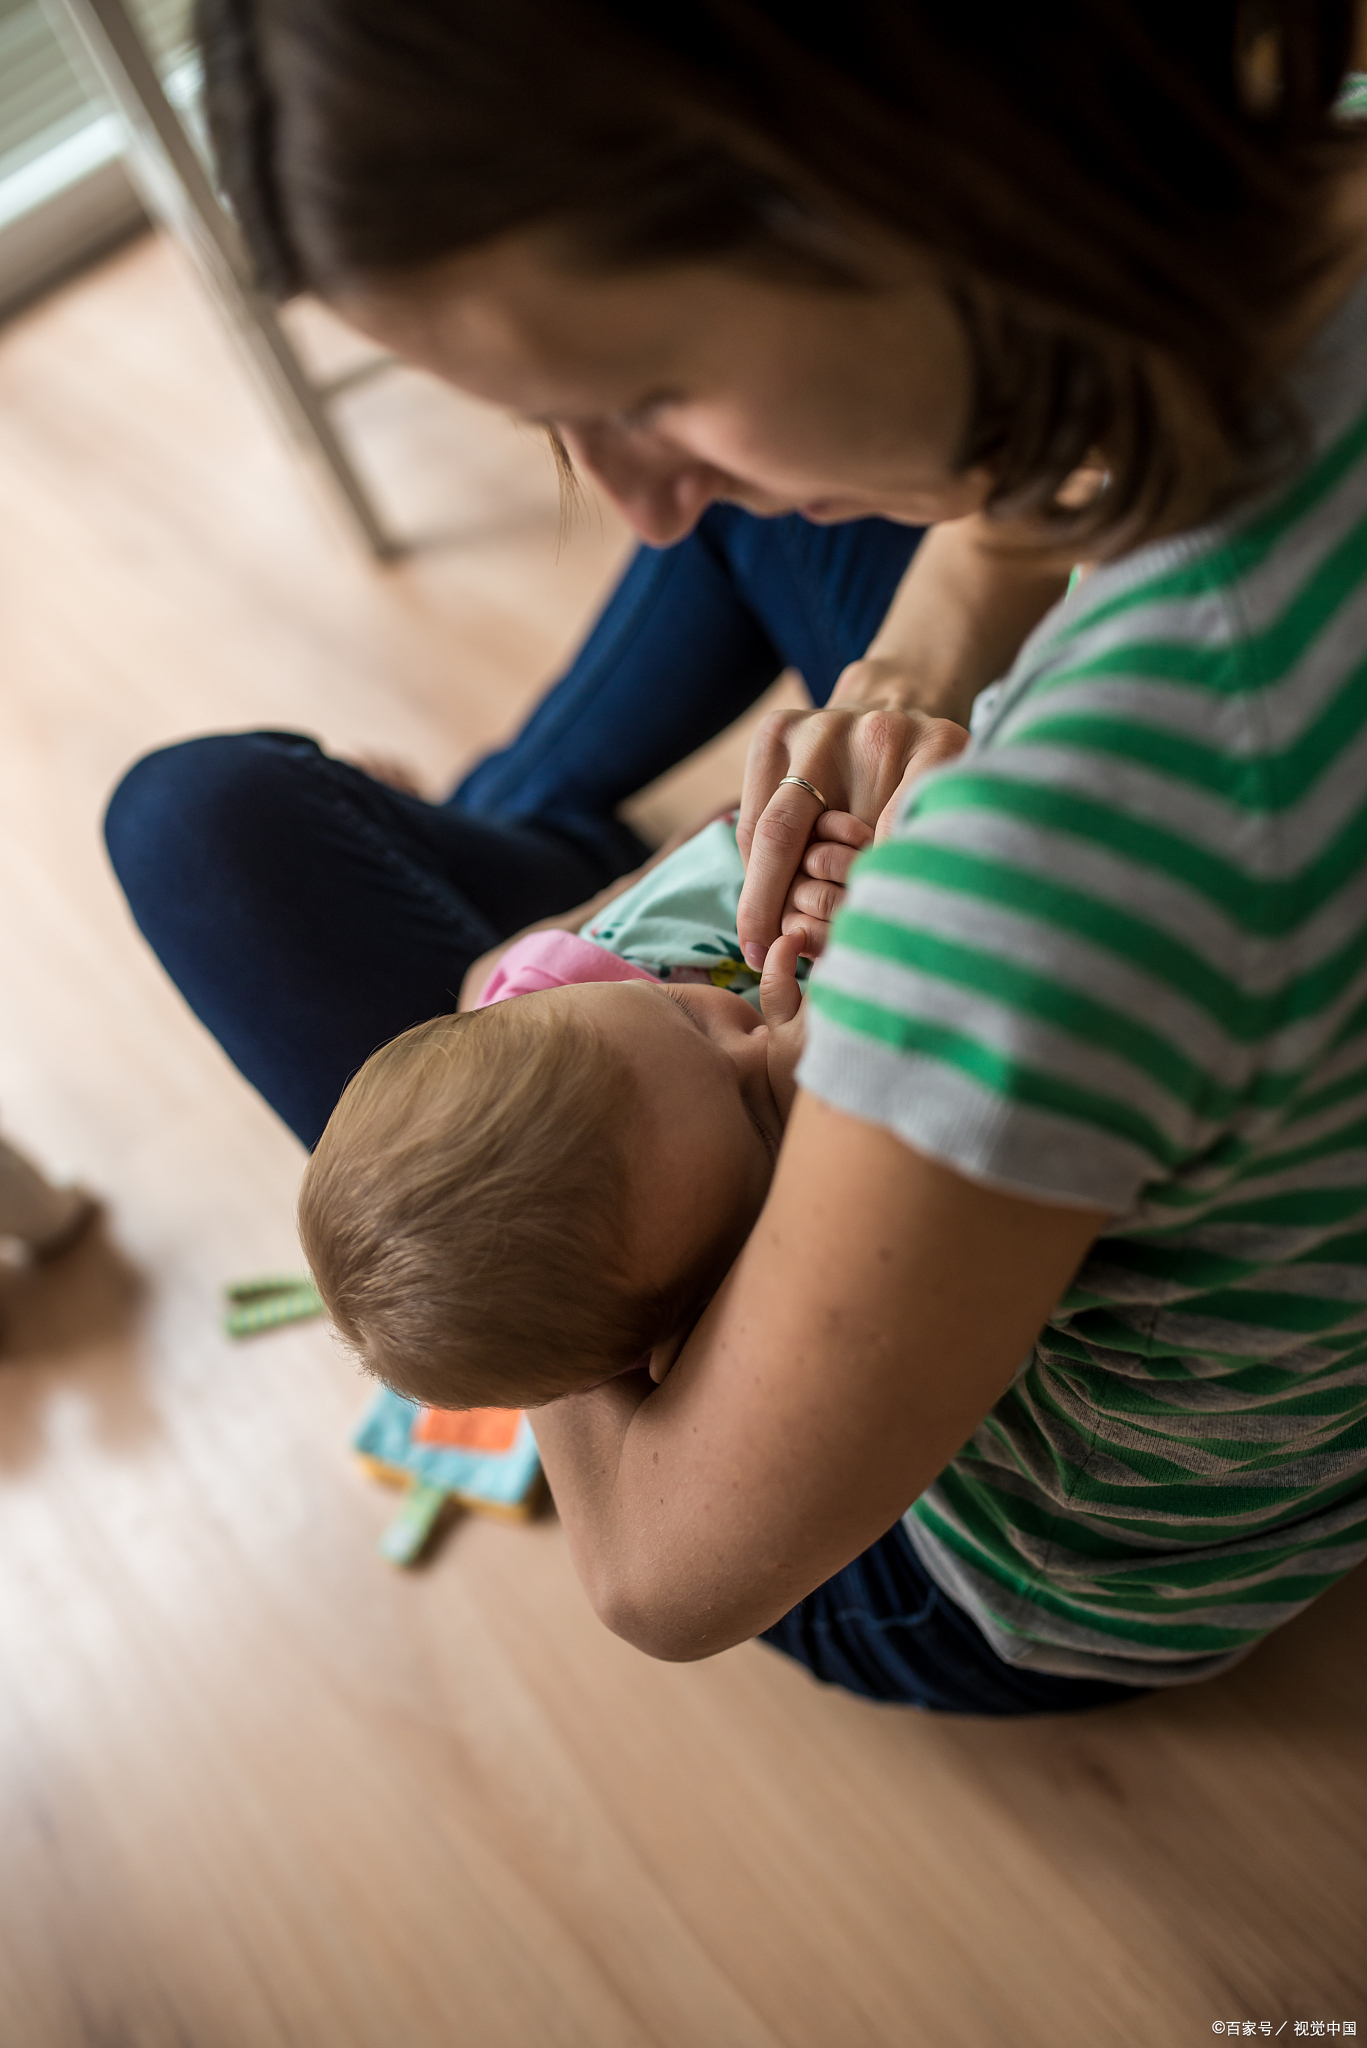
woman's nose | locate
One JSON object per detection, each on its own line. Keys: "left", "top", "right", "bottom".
{"left": 562, "top": 424, "right": 725, "bottom": 545}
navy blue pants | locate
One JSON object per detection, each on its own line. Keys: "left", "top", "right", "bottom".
{"left": 105, "top": 506, "right": 1144, "bottom": 1715}
{"left": 106, "top": 508, "right": 918, "bottom": 1150}
{"left": 763, "top": 1523, "right": 1145, "bottom": 1714}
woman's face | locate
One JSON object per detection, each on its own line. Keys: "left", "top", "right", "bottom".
{"left": 342, "top": 235, "right": 991, "bottom": 545}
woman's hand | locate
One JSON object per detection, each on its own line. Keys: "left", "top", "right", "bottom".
{"left": 736, "top": 700, "right": 967, "bottom": 966}
{"left": 735, "top": 510, "right": 1074, "bottom": 965}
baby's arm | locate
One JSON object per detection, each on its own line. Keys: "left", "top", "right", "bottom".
{"left": 459, "top": 879, "right": 630, "bottom": 1009}
{"left": 457, "top": 803, "right": 737, "bottom": 1008}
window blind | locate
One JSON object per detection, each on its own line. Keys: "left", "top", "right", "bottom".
{"left": 0, "top": 0, "right": 191, "bottom": 315}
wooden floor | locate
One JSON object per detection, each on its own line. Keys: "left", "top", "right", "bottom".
{"left": 0, "top": 233, "right": 1362, "bottom": 2048}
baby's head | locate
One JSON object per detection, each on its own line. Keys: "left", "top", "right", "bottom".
{"left": 299, "top": 973, "right": 799, "bottom": 1409}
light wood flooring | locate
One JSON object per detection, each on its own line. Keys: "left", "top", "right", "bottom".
{"left": 0, "top": 232, "right": 1362, "bottom": 2048}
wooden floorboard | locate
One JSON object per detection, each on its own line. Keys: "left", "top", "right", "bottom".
{"left": 0, "top": 232, "right": 1361, "bottom": 2048}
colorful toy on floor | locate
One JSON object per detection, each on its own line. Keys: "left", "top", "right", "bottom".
{"left": 224, "top": 1273, "right": 325, "bottom": 1337}
{"left": 353, "top": 1386, "right": 544, "bottom": 1564}
{"left": 219, "top": 1277, "right": 540, "bottom": 1560}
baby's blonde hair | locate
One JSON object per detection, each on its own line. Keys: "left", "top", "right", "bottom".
{"left": 299, "top": 997, "right": 711, "bottom": 1408}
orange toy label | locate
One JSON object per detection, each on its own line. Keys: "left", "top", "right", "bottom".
{"left": 413, "top": 1405, "right": 522, "bottom": 1453}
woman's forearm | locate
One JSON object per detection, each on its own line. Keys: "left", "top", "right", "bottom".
{"left": 836, "top": 513, "right": 1071, "bottom": 723}
{"left": 530, "top": 1361, "right": 784, "bottom": 1662}
{"left": 526, "top": 1372, "right": 655, "bottom": 1620}
{"left": 531, "top": 1093, "right": 1105, "bottom": 1664}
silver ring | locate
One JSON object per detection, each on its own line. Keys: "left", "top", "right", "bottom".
{"left": 777, "top": 774, "right": 828, "bottom": 809}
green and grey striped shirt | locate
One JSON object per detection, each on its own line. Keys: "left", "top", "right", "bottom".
{"left": 801, "top": 260, "right": 1367, "bottom": 1686}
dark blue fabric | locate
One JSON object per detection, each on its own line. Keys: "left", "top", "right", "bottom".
{"left": 105, "top": 731, "right": 620, "bottom": 1150}
{"left": 452, "top": 505, "right": 920, "bottom": 831}
{"left": 105, "top": 509, "right": 918, "bottom": 1148}
{"left": 761, "top": 1521, "right": 1151, "bottom": 1714}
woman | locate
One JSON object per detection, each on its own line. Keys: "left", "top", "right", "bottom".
{"left": 115, "top": 0, "right": 1367, "bottom": 1712}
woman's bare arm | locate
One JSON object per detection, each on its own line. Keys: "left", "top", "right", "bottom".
{"left": 847, "top": 510, "right": 1073, "bottom": 723}
{"left": 530, "top": 1088, "right": 1106, "bottom": 1661}
{"left": 736, "top": 515, "right": 1070, "bottom": 961}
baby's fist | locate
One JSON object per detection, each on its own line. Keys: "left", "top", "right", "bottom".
{"left": 780, "top": 809, "right": 874, "bottom": 958}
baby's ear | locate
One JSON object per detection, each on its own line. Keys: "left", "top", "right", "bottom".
{"left": 648, "top": 1331, "right": 686, "bottom": 1384}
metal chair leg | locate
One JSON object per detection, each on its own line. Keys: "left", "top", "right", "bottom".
{"left": 40, "top": 0, "right": 401, "bottom": 559}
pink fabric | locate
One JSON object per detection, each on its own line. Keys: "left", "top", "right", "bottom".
{"left": 474, "top": 929, "right": 660, "bottom": 1008}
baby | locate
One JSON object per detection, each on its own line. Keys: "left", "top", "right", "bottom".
{"left": 299, "top": 813, "right": 858, "bottom": 1409}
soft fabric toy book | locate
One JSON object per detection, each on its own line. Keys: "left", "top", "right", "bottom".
{"left": 225, "top": 1273, "right": 542, "bottom": 1560}
{"left": 353, "top": 1387, "right": 544, "bottom": 1563}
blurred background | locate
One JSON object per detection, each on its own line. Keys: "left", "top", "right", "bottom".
{"left": 0, "top": 11, "right": 1362, "bottom": 2044}
{"left": 1, "top": 0, "right": 189, "bottom": 317}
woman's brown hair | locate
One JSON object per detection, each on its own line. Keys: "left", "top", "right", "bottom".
{"left": 197, "top": 0, "right": 1364, "bottom": 548}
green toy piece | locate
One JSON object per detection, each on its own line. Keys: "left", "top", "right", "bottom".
{"left": 376, "top": 1481, "right": 451, "bottom": 1565}
{"left": 223, "top": 1274, "right": 325, "bottom": 1337}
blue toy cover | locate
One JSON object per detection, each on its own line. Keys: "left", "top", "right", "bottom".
{"left": 352, "top": 1387, "right": 542, "bottom": 1511}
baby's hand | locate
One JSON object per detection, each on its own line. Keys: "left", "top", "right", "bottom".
{"left": 760, "top": 931, "right": 808, "bottom": 1123}
{"left": 779, "top": 810, "right": 874, "bottom": 959}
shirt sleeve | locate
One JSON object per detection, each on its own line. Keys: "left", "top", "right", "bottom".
{"left": 798, "top": 653, "right": 1267, "bottom": 1215}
